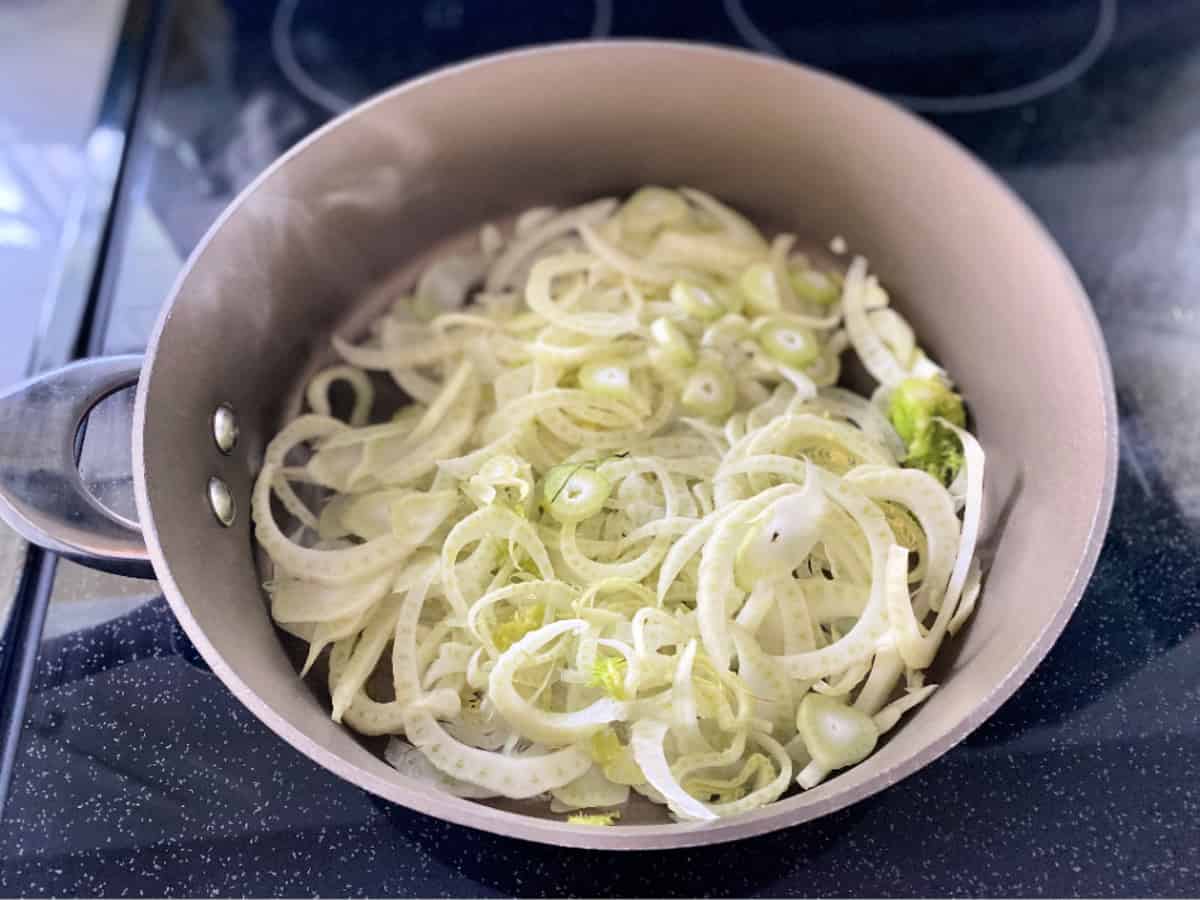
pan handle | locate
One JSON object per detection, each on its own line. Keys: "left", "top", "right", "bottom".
{"left": 0, "top": 355, "right": 154, "bottom": 578}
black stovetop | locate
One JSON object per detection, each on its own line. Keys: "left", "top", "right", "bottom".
{"left": 2, "top": 1, "right": 1199, "bottom": 896}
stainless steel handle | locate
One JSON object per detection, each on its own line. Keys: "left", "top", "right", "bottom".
{"left": 0, "top": 355, "right": 154, "bottom": 578}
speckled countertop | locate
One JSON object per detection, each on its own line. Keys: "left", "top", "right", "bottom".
{"left": 2, "top": 2, "right": 1200, "bottom": 896}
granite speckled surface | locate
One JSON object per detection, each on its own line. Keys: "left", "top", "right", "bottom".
{"left": 2, "top": 480, "right": 1199, "bottom": 898}
{"left": 3, "top": 1, "right": 1200, "bottom": 896}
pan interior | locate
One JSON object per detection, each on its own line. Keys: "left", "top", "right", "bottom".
{"left": 264, "top": 210, "right": 889, "bottom": 827}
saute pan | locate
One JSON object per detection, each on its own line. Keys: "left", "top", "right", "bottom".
{"left": 0, "top": 42, "right": 1117, "bottom": 849}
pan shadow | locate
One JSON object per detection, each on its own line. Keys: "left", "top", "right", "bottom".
{"left": 369, "top": 789, "right": 876, "bottom": 899}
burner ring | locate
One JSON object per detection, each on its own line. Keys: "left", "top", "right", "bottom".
{"left": 725, "top": 0, "right": 1117, "bottom": 114}
{"left": 271, "top": 0, "right": 614, "bottom": 115}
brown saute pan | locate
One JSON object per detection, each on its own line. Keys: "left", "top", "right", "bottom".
{"left": 0, "top": 42, "right": 1116, "bottom": 849}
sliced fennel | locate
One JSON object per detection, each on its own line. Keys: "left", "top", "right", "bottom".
{"left": 252, "top": 187, "right": 984, "bottom": 822}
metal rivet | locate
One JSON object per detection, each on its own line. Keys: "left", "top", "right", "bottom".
{"left": 212, "top": 403, "right": 239, "bottom": 454}
{"left": 208, "top": 476, "right": 236, "bottom": 527}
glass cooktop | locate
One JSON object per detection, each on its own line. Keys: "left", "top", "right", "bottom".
{"left": 2, "top": 1, "right": 1199, "bottom": 895}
